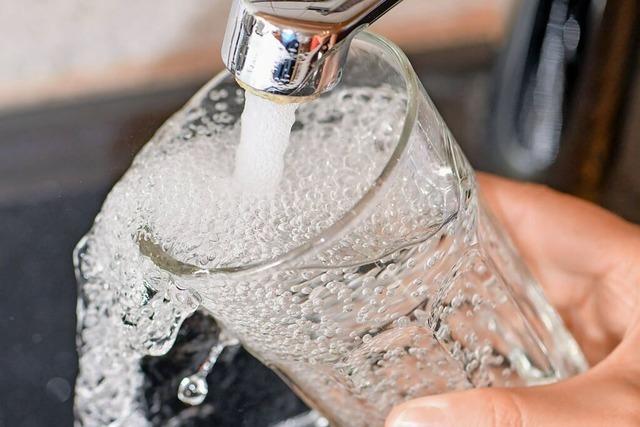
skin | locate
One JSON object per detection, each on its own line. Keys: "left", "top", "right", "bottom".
{"left": 386, "top": 174, "right": 640, "bottom": 427}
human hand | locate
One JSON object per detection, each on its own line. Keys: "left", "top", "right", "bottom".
{"left": 386, "top": 174, "right": 640, "bottom": 426}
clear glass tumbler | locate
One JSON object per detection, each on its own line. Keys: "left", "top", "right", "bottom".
{"left": 75, "top": 32, "right": 587, "bottom": 427}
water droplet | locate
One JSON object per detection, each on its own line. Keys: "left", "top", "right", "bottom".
{"left": 178, "top": 374, "right": 208, "bottom": 406}
{"left": 176, "top": 331, "right": 239, "bottom": 406}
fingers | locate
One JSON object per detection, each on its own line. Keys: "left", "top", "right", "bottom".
{"left": 386, "top": 361, "right": 640, "bottom": 427}
{"left": 477, "top": 173, "right": 640, "bottom": 360}
{"left": 477, "top": 173, "right": 640, "bottom": 286}
{"left": 385, "top": 174, "right": 640, "bottom": 427}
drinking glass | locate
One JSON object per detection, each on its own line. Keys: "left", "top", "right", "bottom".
{"left": 76, "top": 31, "right": 587, "bottom": 427}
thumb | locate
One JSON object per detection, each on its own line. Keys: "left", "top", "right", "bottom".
{"left": 385, "top": 361, "right": 640, "bottom": 427}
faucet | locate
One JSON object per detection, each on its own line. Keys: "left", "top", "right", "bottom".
{"left": 222, "top": 0, "right": 404, "bottom": 100}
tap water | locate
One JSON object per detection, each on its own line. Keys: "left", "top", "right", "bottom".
{"left": 235, "top": 92, "right": 299, "bottom": 193}
{"left": 74, "top": 78, "right": 585, "bottom": 426}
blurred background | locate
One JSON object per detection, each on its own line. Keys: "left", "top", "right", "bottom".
{"left": 1, "top": 0, "right": 639, "bottom": 426}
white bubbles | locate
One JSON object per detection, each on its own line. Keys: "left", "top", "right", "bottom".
{"left": 133, "top": 85, "right": 411, "bottom": 272}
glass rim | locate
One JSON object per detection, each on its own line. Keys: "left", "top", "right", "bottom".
{"left": 150, "top": 31, "right": 420, "bottom": 277}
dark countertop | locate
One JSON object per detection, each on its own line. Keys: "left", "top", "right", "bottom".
{"left": 0, "top": 191, "right": 104, "bottom": 427}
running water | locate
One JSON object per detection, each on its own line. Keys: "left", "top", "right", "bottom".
{"left": 235, "top": 92, "right": 299, "bottom": 192}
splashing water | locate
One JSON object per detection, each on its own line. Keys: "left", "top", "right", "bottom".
{"left": 74, "top": 75, "right": 395, "bottom": 425}
{"left": 74, "top": 82, "right": 317, "bottom": 426}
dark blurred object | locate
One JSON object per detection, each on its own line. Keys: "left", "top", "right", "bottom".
{"left": 600, "top": 45, "right": 640, "bottom": 222}
{"left": 488, "top": 0, "right": 640, "bottom": 220}
{"left": 488, "top": 0, "right": 595, "bottom": 178}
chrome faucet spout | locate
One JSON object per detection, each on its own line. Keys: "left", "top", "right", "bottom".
{"left": 222, "top": 0, "right": 404, "bottom": 99}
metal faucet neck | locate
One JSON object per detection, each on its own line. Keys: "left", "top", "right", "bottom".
{"left": 222, "top": 0, "right": 403, "bottom": 98}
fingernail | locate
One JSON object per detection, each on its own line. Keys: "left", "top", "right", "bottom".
{"left": 389, "top": 401, "right": 451, "bottom": 427}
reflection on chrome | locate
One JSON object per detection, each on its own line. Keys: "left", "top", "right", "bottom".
{"left": 222, "top": 0, "right": 404, "bottom": 98}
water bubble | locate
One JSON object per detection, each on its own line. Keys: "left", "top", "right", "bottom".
{"left": 474, "top": 263, "right": 488, "bottom": 275}
{"left": 435, "top": 325, "right": 450, "bottom": 341}
{"left": 471, "top": 294, "right": 482, "bottom": 306}
{"left": 451, "top": 293, "right": 465, "bottom": 308}
{"left": 46, "top": 377, "right": 71, "bottom": 403}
